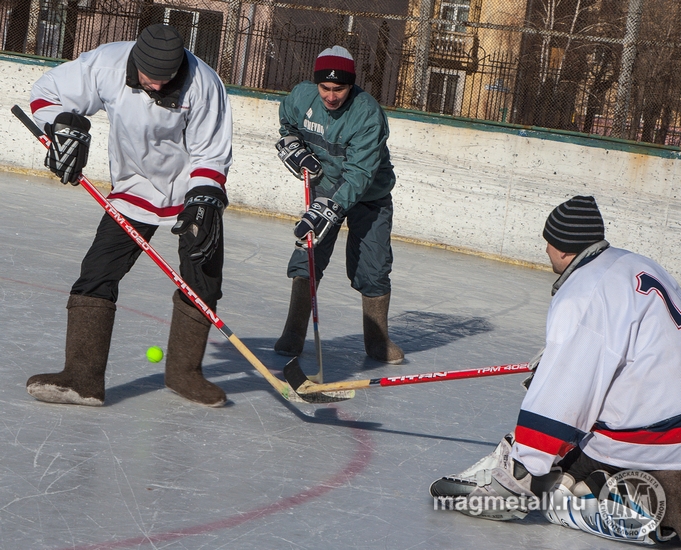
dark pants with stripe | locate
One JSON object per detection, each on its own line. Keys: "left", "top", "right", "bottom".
{"left": 287, "top": 195, "right": 394, "bottom": 297}
{"left": 71, "top": 212, "right": 223, "bottom": 310}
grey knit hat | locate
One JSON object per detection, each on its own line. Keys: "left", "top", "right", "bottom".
{"left": 132, "top": 24, "right": 185, "bottom": 80}
{"left": 543, "top": 196, "right": 605, "bottom": 253}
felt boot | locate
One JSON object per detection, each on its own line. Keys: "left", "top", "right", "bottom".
{"left": 274, "top": 277, "right": 311, "bottom": 357}
{"left": 26, "top": 294, "right": 115, "bottom": 406}
{"left": 165, "top": 291, "right": 226, "bottom": 407}
{"left": 363, "top": 293, "right": 404, "bottom": 364}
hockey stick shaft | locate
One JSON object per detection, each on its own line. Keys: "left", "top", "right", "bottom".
{"left": 11, "top": 104, "right": 299, "bottom": 400}
{"left": 284, "top": 358, "right": 532, "bottom": 394}
{"left": 304, "top": 168, "right": 323, "bottom": 383}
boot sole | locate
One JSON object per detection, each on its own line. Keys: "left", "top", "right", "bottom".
{"left": 274, "top": 349, "right": 301, "bottom": 357}
{"left": 27, "top": 383, "right": 104, "bottom": 406}
{"left": 166, "top": 386, "right": 227, "bottom": 408}
{"left": 367, "top": 354, "right": 405, "bottom": 365}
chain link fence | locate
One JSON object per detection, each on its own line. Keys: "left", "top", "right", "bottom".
{"left": 2, "top": 0, "right": 681, "bottom": 146}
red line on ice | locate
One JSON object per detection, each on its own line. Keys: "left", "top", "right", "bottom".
{"left": 2, "top": 276, "right": 374, "bottom": 549}
{"left": 57, "top": 413, "right": 372, "bottom": 549}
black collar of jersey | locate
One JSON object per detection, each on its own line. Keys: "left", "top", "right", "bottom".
{"left": 125, "top": 51, "right": 189, "bottom": 109}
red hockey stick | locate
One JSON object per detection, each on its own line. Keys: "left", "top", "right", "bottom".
{"left": 284, "top": 357, "right": 532, "bottom": 395}
{"left": 11, "top": 104, "right": 352, "bottom": 404}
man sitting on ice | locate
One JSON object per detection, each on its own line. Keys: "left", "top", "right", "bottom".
{"left": 430, "top": 196, "right": 680, "bottom": 545}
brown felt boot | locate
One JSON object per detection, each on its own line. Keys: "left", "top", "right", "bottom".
{"left": 165, "top": 291, "right": 226, "bottom": 407}
{"left": 274, "top": 277, "right": 311, "bottom": 357}
{"left": 362, "top": 292, "right": 404, "bottom": 364}
{"left": 26, "top": 295, "right": 116, "bottom": 406}
{"left": 651, "top": 470, "right": 681, "bottom": 539}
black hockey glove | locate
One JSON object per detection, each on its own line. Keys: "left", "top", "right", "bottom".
{"left": 171, "top": 185, "right": 228, "bottom": 265}
{"left": 293, "top": 197, "right": 344, "bottom": 247}
{"left": 276, "top": 135, "right": 323, "bottom": 185}
{"left": 45, "top": 112, "right": 91, "bottom": 185}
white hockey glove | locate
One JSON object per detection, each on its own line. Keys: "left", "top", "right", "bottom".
{"left": 429, "top": 433, "right": 535, "bottom": 521}
{"left": 276, "top": 135, "right": 323, "bottom": 184}
{"left": 293, "top": 197, "right": 344, "bottom": 247}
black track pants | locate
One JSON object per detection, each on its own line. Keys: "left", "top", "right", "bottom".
{"left": 71, "top": 212, "right": 223, "bottom": 310}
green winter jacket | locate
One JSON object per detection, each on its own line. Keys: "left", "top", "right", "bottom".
{"left": 279, "top": 81, "right": 396, "bottom": 212}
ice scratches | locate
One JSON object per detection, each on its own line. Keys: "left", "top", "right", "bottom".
{"left": 33, "top": 419, "right": 60, "bottom": 468}
{"left": 104, "top": 430, "right": 156, "bottom": 547}
{"left": 1, "top": 422, "right": 88, "bottom": 521}
{"left": 2, "top": 250, "right": 15, "bottom": 267}
{"left": 0, "top": 483, "right": 80, "bottom": 517}
{"left": 247, "top": 398, "right": 266, "bottom": 433}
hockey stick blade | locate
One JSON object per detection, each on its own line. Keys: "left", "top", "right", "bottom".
{"left": 11, "top": 104, "right": 346, "bottom": 406}
{"left": 284, "top": 358, "right": 355, "bottom": 402}
{"left": 284, "top": 359, "right": 532, "bottom": 395}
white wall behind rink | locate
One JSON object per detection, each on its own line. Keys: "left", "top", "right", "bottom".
{"left": 3, "top": 53, "right": 681, "bottom": 280}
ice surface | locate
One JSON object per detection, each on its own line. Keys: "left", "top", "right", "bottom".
{"left": 0, "top": 172, "right": 633, "bottom": 549}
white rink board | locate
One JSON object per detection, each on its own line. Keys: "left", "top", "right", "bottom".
{"left": 2, "top": 53, "right": 681, "bottom": 280}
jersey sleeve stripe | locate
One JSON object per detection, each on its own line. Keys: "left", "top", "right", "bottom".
{"left": 515, "top": 425, "right": 576, "bottom": 456}
{"left": 107, "top": 192, "right": 183, "bottom": 218}
{"left": 593, "top": 426, "right": 681, "bottom": 445}
{"left": 593, "top": 414, "right": 681, "bottom": 445}
{"left": 595, "top": 413, "right": 681, "bottom": 433}
{"left": 30, "top": 99, "right": 60, "bottom": 113}
{"left": 517, "top": 410, "right": 586, "bottom": 443}
{"left": 190, "top": 168, "right": 226, "bottom": 187}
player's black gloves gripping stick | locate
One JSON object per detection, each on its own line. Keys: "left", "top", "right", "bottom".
{"left": 172, "top": 185, "right": 228, "bottom": 264}
{"left": 294, "top": 197, "right": 344, "bottom": 247}
{"left": 45, "top": 112, "right": 91, "bottom": 185}
{"left": 276, "top": 135, "right": 323, "bottom": 185}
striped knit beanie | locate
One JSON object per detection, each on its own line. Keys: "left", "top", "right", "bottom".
{"left": 543, "top": 196, "right": 605, "bottom": 253}
{"left": 314, "top": 46, "right": 356, "bottom": 85}
{"left": 132, "top": 24, "right": 185, "bottom": 80}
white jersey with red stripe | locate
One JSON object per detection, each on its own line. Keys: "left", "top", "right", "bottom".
{"left": 30, "top": 41, "right": 232, "bottom": 225}
{"left": 511, "top": 246, "right": 681, "bottom": 476}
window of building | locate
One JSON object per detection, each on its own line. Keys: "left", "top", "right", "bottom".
{"left": 439, "top": 1, "right": 470, "bottom": 34}
{"left": 426, "top": 68, "right": 465, "bottom": 115}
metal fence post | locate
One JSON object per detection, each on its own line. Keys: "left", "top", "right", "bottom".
{"left": 412, "top": 0, "right": 434, "bottom": 110}
{"left": 611, "top": 0, "right": 644, "bottom": 139}
{"left": 219, "top": 0, "right": 242, "bottom": 84}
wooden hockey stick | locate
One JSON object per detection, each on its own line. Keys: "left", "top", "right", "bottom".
{"left": 11, "top": 104, "right": 352, "bottom": 405}
{"left": 284, "top": 358, "right": 532, "bottom": 395}
{"left": 303, "top": 168, "right": 324, "bottom": 383}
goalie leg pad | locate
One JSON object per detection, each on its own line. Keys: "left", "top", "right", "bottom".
{"left": 430, "top": 433, "right": 535, "bottom": 521}
{"left": 539, "top": 470, "right": 670, "bottom": 546}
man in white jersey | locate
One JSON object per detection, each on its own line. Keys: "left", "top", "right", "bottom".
{"left": 430, "top": 196, "right": 680, "bottom": 545}
{"left": 25, "top": 24, "right": 233, "bottom": 407}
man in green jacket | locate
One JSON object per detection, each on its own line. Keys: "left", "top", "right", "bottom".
{"left": 274, "top": 45, "right": 403, "bottom": 365}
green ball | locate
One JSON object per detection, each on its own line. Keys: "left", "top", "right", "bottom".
{"left": 146, "top": 346, "right": 164, "bottom": 363}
